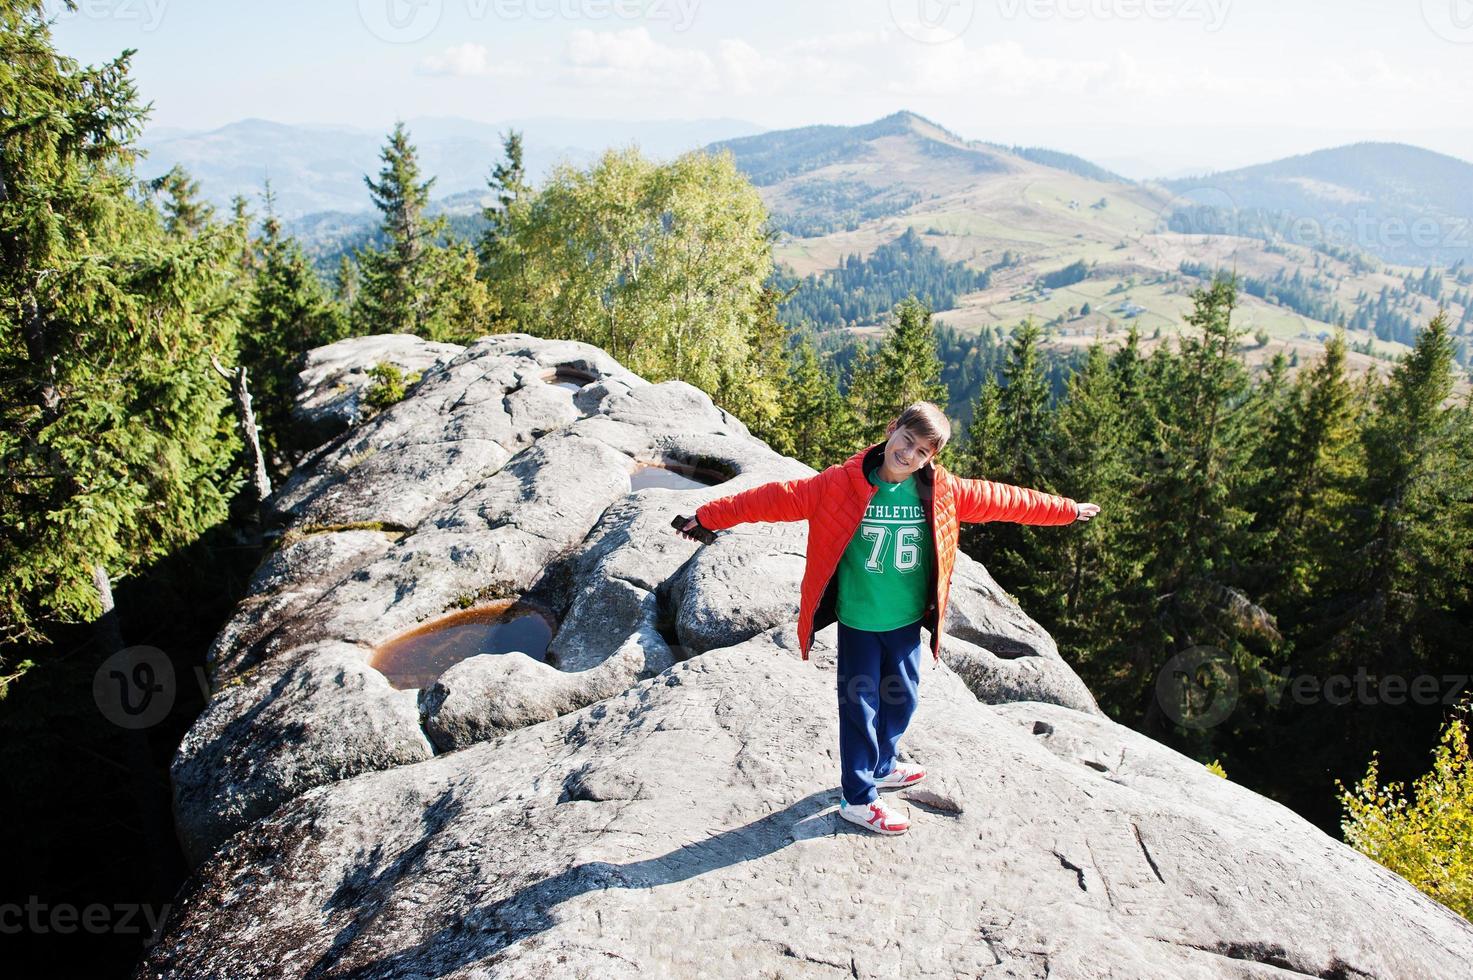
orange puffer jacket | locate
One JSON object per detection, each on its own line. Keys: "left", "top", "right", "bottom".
{"left": 695, "top": 441, "right": 1080, "bottom": 663}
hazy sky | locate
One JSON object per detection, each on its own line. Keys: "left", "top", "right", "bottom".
{"left": 44, "top": 0, "right": 1473, "bottom": 176}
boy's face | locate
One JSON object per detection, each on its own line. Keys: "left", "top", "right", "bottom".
{"left": 882, "top": 424, "right": 937, "bottom": 479}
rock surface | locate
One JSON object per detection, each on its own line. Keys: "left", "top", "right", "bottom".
{"left": 151, "top": 332, "right": 1473, "bottom": 976}
{"left": 146, "top": 629, "right": 1473, "bottom": 978}
{"left": 173, "top": 333, "right": 1093, "bottom": 868}
{"left": 289, "top": 332, "right": 464, "bottom": 450}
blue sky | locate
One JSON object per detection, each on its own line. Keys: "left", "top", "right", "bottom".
{"left": 43, "top": 0, "right": 1473, "bottom": 174}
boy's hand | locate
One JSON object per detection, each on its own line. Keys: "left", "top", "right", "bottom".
{"left": 672, "top": 514, "right": 716, "bottom": 544}
{"left": 1074, "top": 502, "right": 1101, "bottom": 523}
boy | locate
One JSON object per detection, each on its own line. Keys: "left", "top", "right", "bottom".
{"left": 677, "top": 402, "right": 1099, "bottom": 835}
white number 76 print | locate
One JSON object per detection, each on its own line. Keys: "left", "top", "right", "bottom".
{"left": 858, "top": 524, "right": 922, "bottom": 571}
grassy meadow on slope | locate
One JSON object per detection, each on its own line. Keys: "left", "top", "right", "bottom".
{"left": 735, "top": 113, "right": 1470, "bottom": 397}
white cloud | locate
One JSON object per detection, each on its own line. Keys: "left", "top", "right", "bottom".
{"left": 418, "top": 43, "right": 526, "bottom": 78}
{"left": 561, "top": 27, "right": 867, "bottom": 96}
{"left": 887, "top": 39, "right": 1128, "bottom": 97}
{"left": 565, "top": 27, "right": 719, "bottom": 89}
{"left": 551, "top": 27, "right": 1458, "bottom": 127}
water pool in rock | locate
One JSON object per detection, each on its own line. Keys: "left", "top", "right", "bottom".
{"left": 629, "top": 458, "right": 729, "bottom": 491}
{"left": 371, "top": 599, "right": 558, "bottom": 690}
{"left": 541, "top": 367, "right": 597, "bottom": 392}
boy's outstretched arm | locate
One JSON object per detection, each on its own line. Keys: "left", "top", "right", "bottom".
{"left": 955, "top": 476, "right": 1093, "bottom": 526}
{"left": 692, "top": 473, "right": 820, "bottom": 532}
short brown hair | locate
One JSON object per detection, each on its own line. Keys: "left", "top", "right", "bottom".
{"left": 891, "top": 401, "right": 950, "bottom": 455}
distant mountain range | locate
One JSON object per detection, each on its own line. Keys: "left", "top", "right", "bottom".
{"left": 707, "top": 111, "right": 1123, "bottom": 187}
{"left": 130, "top": 109, "right": 1469, "bottom": 390}
{"left": 137, "top": 115, "right": 765, "bottom": 218}
{"left": 1163, "top": 143, "right": 1473, "bottom": 266}
{"left": 138, "top": 111, "right": 1473, "bottom": 272}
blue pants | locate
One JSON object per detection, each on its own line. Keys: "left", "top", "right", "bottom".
{"left": 836, "top": 618, "right": 923, "bottom": 806}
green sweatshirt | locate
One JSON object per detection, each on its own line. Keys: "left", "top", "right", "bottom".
{"left": 835, "top": 467, "right": 934, "bottom": 631}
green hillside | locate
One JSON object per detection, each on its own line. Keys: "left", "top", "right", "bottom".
{"left": 1163, "top": 142, "right": 1473, "bottom": 266}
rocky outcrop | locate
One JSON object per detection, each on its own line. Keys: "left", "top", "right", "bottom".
{"left": 289, "top": 332, "right": 463, "bottom": 448}
{"left": 151, "top": 332, "right": 1473, "bottom": 976}
{"left": 172, "top": 333, "right": 1091, "bottom": 869}
{"left": 147, "top": 628, "right": 1473, "bottom": 978}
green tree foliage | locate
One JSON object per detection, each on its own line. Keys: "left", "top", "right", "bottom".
{"left": 994, "top": 320, "right": 1053, "bottom": 485}
{"left": 1338, "top": 699, "right": 1473, "bottom": 922}
{"left": 844, "top": 296, "right": 950, "bottom": 456}
{"left": 146, "top": 162, "right": 215, "bottom": 238}
{"left": 773, "top": 334, "right": 853, "bottom": 470}
{"left": 1040, "top": 259, "right": 1088, "bottom": 289}
{"left": 485, "top": 145, "right": 778, "bottom": 404}
{"left": 1324, "top": 310, "right": 1473, "bottom": 669}
{"left": 716, "top": 283, "right": 791, "bottom": 454}
{"left": 778, "top": 227, "right": 989, "bottom": 329}
{"left": 0, "top": 1, "right": 244, "bottom": 651}
{"left": 1043, "top": 343, "right": 1146, "bottom": 685}
{"left": 476, "top": 127, "right": 529, "bottom": 308}
{"left": 1248, "top": 331, "right": 1361, "bottom": 605}
{"left": 961, "top": 376, "right": 1005, "bottom": 476}
{"left": 363, "top": 362, "right": 422, "bottom": 414}
{"left": 1130, "top": 277, "right": 1282, "bottom": 738}
{"left": 240, "top": 182, "right": 348, "bottom": 473}
{"left": 957, "top": 319, "right": 1062, "bottom": 621}
{"left": 352, "top": 121, "right": 489, "bottom": 343}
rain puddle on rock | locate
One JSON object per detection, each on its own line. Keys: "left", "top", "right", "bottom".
{"left": 629, "top": 458, "right": 729, "bottom": 491}
{"left": 541, "top": 367, "right": 597, "bottom": 392}
{"left": 370, "top": 599, "right": 558, "bottom": 690}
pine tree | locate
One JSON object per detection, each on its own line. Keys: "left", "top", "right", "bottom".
{"left": 717, "top": 284, "right": 792, "bottom": 456}
{"left": 1108, "top": 322, "right": 1152, "bottom": 445}
{"left": 995, "top": 319, "right": 1053, "bottom": 486}
{"left": 776, "top": 334, "right": 852, "bottom": 470}
{"left": 1250, "top": 331, "right": 1362, "bottom": 606}
{"left": 333, "top": 253, "right": 359, "bottom": 309}
{"left": 227, "top": 194, "right": 258, "bottom": 275}
{"left": 353, "top": 121, "right": 435, "bottom": 334}
{"left": 844, "top": 296, "right": 949, "bottom": 449}
{"left": 1336, "top": 310, "right": 1473, "bottom": 666}
{"left": 241, "top": 180, "right": 348, "bottom": 473}
{"left": 146, "top": 163, "right": 215, "bottom": 238}
{"left": 0, "top": 2, "right": 244, "bottom": 653}
{"left": 352, "top": 121, "right": 487, "bottom": 342}
{"left": 477, "top": 128, "right": 529, "bottom": 294}
{"left": 957, "top": 319, "right": 1058, "bottom": 614}
{"left": 961, "top": 376, "right": 1005, "bottom": 476}
{"left": 1046, "top": 343, "right": 1147, "bottom": 699}
{"left": 1132, "top": 276, "right": 1281, "bottom": 740}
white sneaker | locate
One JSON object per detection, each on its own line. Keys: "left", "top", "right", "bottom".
{"left": 838, "top": 796, "right": 910, "bottom": 835}
{"left": 874, "top": 761, "right": 926, "bottom": 790}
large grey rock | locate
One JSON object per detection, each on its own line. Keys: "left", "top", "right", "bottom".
{"left": 938, "top": 558, "right": 1101, "bottom": 713}
{"left": 170, "top": 641, "right": 432, "bottom": 869}
{"left": 420, "top": 637, "right": 670, "bottom": 753}
{"left": 174, "top": 331, "right": 1126, "bottom": 874}
{"left": 290, "top": 333, "right": 464, "bottom": 449}
{"left": 143, "top": 630, "right": 1473, "bottom": 978}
